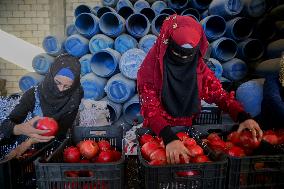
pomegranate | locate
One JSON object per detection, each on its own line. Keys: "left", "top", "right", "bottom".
{"left": 149, "top": 159, "right": 166, "bottom": 166}
{"left": 96, "top": 151, "right": 113, "bottom": 163}
{"left": 192, "top": 155, "right": 210, "bottom": 163}
{"left": 176, "top": 132, "right": 190, "bottom": 141}
{"left": 263, "top": 134, "right": 278, "bottom": 145}
{"left": 112, "top": 150, "right": 122, "bottom": 161}
{"left": 207, "top": 133, "right": 221, "bottom": 141}
{"left": 77, "top": 140, "right": 99, "bottom": 159}
{"left": 139, "top": 134, "right": 154, "bottom": 145}
{"left": 63, "top": 146, "right": 81, "bottom": 163}
{"left": 187, "top": 145, "right": 204, "bottom": 157}
{"left": 98, "top": 140, "right": 111, "bottom": 152}
{"left": 149, "top": 148, "right": 166, "bottom": 162}
{"left": 35, "top": 117, "right": 58, "bottom": 136}
{"left": 141, "top": 141, "right": 161, "bottom": 161}
{"left": 227, "top": 146, "right": 246, "bottom": 157}
{"left": 227, "top": 131, "right": 241, "bottom": 145}
{"left": 239, "top": 131, "right": 260, "bottom": 149}
{"left": 183, "top": 138, "right": 196, "bottom": 148}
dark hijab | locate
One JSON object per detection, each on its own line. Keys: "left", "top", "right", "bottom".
{"left": 161, "top": 39, "right": 200, "bottom": 117}
{"left": 38, "top": 54, "right": 83, "bottom": 121}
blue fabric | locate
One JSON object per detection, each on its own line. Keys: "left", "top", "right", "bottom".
{"left": 261, "top": 74, "right": 284, "bottom": 128}
{"left": 56, "top": 68, "right": 74, "bottom": 80}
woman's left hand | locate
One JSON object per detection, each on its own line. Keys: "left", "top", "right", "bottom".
{"left": 237, "top": 119, "right": 263, "bottom": 142}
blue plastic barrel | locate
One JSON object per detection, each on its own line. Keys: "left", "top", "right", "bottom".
{"left": 236, "top": 80, "right": 263, "bottom": 117}
{"left": 90, "top": 48, "right": 121, "bottom": 78}
{"left": 80, "top": 73, "right": 107, "bottom": 100}
{"left": 64, "top": 34, "right": 89, "bottom": 57}
{"left": 222, "top": 58, "right": 247, "bottom": 81}
{"left": 160, "top": 8, "right": 177, "bottom": 15}
{"left": 99, "top": 12, "right": 126, "bottom": 38}
{"left": 89, "top": 34, "right": 114, "bottom": 54}
{"left": 237, "top": 39, "right": 264, "bottom": 61}
{"left": 134, "top": 0, "right": 150, "bottom": 12}
{"left": 96, "top": 6, "right": 115, "bottom": 18}
{"left": 42, "top": 36, "right": 65, "bottom": 57}
{"left": 201, "top": 10, "right": 209, "bottom": 19}
{"left": 102, "top": 0, "right": 118, "bottom": 7}
{"left": 266, "top": 39, "right": 284, "bottom": 59}
{"left": 126, "top": 13, "right": 150, "bottom": 38}
{"left": 151, "top": 1, "right": 167, "bottom": 14}
{"left": 138, "top": 34, "right": 157, "bottom": 53}
{"left": 208, "top": 58, "right": 223, "bottom": 79}
{"left": 114, "top": 34, "right": 138, "bottom": 54}
{"left": 181, "top": 8, "right": 201, "bottom": 21}
{"left": 209, "top": 0, "right": 244, "bottom": 19}
{"left": 19, "top": 72, "right": 45, "bottom": 92}
{"left": 225, "top": 17, "right": 253, "bottom": 41}
{"left": 200, "top": 15, "right": 226, "bottom": 41}
{"left": 117, "top": 6, "right": 134, "bottom": 19}
{"left": 123, "top": 94, "right": 143, "bottom": 125}
{"left": 211, "top": 37, "right": 237, "bottom": 62}
{"left": 242, "top": 0, "right": 266, "bottom": 18}
{"left": 168, "top": 0, "right": 189, "bottom": 11}
{"left": 189, "top": 0, "right": 212, "bottom": 11}
{"left": 75, "top": 13, "right": 100, "bottom": 39}
{"left": 32, "top": 53, "right": 55, "bottom": 75}
{"left": 66, "top": 24, "right": 78, "bottom": 37}
{"left": 253, "top": 17, "right": 276, "bottom": 41}
{"left": 255, "top": 58, "right": 281, "bottom": 76}
{"left": 105, "top": 73, "right": 136, "bottom": 103}
{"left": 151, "top": 13, "right": 170, "bottom": 36}
{"left": 140, "top": 7, "right": 156, "bottom": 22}
{"left": 79, "top": 54, "right": 92, "bottom": 76}
{"left": 101, "top": 96, "right": 122, "bottom": 122}
{"left": 116, "top": 0, "right": 133, "bottom": 10}
{"left": 74, "top": 4, "right": 92, "bottom": 17}
{"left": 92, "top": 6, "right": 101, "bottom": 16}
{"left": 119, "top": 48, "right": 146, "bottom": 80}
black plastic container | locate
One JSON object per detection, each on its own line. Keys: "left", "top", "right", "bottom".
{"left": 136, "top": 126, "right": 228, "bottom": 189}
{"left": 193, "top": 106, "right": 222, "bottom": 125}
{"left": 35, "top": 125, "right": 125, "bottom": 189}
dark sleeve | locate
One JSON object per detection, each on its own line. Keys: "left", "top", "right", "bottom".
{"left": 0, "top": 88, "right": 35, "bottom": 140}
{"left": 159, "top": 126, "right": 179, "bottom": 146}
{"left": 262, "top": 75, "right": 284, "bottom": 122}
{"left": 57, "top": 109, "right": 79, "bottom": 139}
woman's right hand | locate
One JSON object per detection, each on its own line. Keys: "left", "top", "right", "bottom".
{"left": 166, "top": 140, "right": 191, "bottom": 164}
{"left": 13, "top": 116, "right": 54, "bottom": 143}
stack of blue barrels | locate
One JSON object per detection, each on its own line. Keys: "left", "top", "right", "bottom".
{"left": 18, "top": 0, "right": 283, "bottom": 122}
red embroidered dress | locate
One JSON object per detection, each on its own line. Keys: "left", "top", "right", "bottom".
{"left": 137, "top": 15, "right": 246, "bottom": 135}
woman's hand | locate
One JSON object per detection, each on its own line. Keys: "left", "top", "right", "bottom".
{"left": 237, "top": 119, "right": 263, "bottom": 142}
{"left": 5, "top": 138, "right": 38, "bottom": 159}
{"left": 165, "top": 140, "right": 191, "bottom": 164}
{"left": 13, "top": 116, "right": 55, "bottom": 143}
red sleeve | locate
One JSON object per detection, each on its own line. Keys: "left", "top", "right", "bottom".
{"left": 201, "top": 65, "right": 245, "bottom": 122}
{"left": 138, "top": 83, "right": 169, "bottom": 136}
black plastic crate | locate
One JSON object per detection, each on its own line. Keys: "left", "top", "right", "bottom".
{"left": 0, "top": 139, "right": 61, "bottom": 189}
{"left": 35, "top": 125, "right": 125, "bottom": 189}
{"left": 136, "top": 126, "right": 228, "bottom": 189}
{"left": 193, "top": 124, "right": 284, "bottom": 189}
{"left": 193, "top": 107, "right": 222, "bottom": 125}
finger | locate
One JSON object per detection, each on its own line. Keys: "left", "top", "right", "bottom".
{"left": 250, "top": 128, "right": 257, "bottom": 142}
{"left": 31, "top": 134, "right": 54, "bottom": 141}
{"left": 181, "top": 152, "right": 189, "bottom": 163}
{"left": 32, "top": 128, "right": 50, "bottom": 135}
{"left": 174, "top": 151, "right": 180, "bottom": 164}
{"left": 166, "top": 150, "right": 171, "bottom": 164}
{"left": 237, "top": 124, "right": 244, "bottom": 133}
{"left": 254, "top": 125, "right": 263, "bottom": 141}
{"left": 170, "top": 152, "right": 175, "bottom": 165}
{"left": 183, "top": 146, "right": 191, "bottom": 157}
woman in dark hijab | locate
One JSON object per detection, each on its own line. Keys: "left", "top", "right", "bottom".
{"left": 137, "top": 15, "right": 263, "bottom": 164}
{"left": 0, "top": 54, "right": 83, "bottom": 143}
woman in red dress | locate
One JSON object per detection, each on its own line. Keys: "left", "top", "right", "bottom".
{"left": 137, "top": 15, "right": 262, "bottom": 164}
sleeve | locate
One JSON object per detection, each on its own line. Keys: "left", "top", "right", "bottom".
{"left": 201, "top": 65, "right": 251, "bottom": 123}
{"left": 57, "top": 109, "right": 79, "bottom": 139}
{"left": 138, "top": 83, "right": 171, "bottom": 136}
{"left": 0, "top": 88, "right": 35, "bottom": 140}
{"left": 262, "top": 75, "right": 284, "bottom": 121}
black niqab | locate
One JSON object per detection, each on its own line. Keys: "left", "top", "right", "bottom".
{"left": 161, "top": 39, "right": 200, "bottom": 117}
